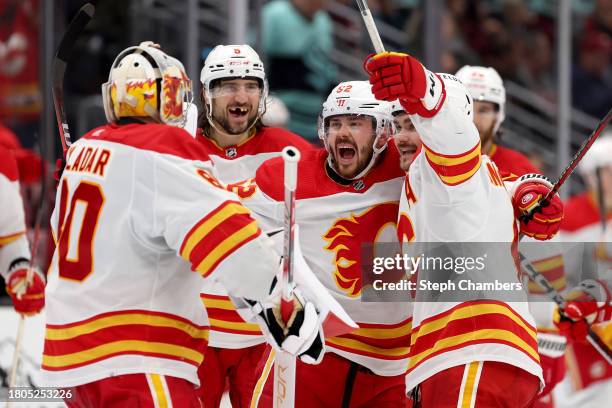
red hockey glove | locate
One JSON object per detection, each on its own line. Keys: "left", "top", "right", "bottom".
{"left": 511, "top": 174, "right": 563, "bottom": 240}
{"left": 364, "top": 52, "right": 445, "bottom": 117}
{"left": 553, "top": 280, "right": 611, "bottom": 343}
{"left": 539, "top": 352, "right": 566, "bottom": 397}
{"left": 537, "top": 332, "right": 567, "bottom": 397}
{"left": 6, "top": 260, "right": 45, "bottom": 315}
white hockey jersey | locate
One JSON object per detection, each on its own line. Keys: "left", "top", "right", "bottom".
{"left": 397, "top": 74, "right": 543, "bottom": 391}
{"left": 0, "top": 145, "right": 31, "bottom": 278}
{"left": 242, "top": 144, "right": 412, "bottom": 376}
{"left": 42, "top": 123, "right": 280, "bottom": 387}
{"left": 197, "top": 127, "right": 313, "bottom": 349}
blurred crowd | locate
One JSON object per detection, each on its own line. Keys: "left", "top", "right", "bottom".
{"left": 335, "top": 0, "right": 611, "bottom": 117}
{"left": 0, "top": 0, "right": 611, "bottom": 300}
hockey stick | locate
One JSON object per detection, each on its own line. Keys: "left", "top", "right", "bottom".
{"left": 8, "top": 131, "right": 51, "bottom": 392}
{"left": 273, "top": 147, "right": 301, "bottom": 408}
{"left": 52, "top": 2, "right": 95, "bottom": 157}
{"left": 519, "top": 252, "right": 612, "bottom": 364}
{"left": 521, "top": 107, "right": 612, "bottom": 222}
{"left": 9, "top": 4, "right": 94, "bottom": 392}
{"left": 355, "top": 0, "right": 385, "bottom": 53}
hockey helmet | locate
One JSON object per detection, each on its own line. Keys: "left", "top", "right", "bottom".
{"left": 200, "top": 45, "right": 268, "bottom": 119}
{"left": 318, "top": 80, "right": 394, "bottom": 179}
{"left": 456, "top": 65, "right": 505, "bottom": 133}
{"left": 579, "top": 133, "right": 612, "bottom": 177}
{"left": 102, "top": 42, "right": 192, "bottom": 127}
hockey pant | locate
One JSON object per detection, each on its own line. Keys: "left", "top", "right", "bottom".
{"left": 64, "top": 373, "right": 202, "bottom": 407}
{"left": 250, "top": 346, "right": 409, "bottom": 407}
{"left": 415, "top": 361, "right": 540, "bottom": 408}
{"left": 197, "top": 343, "right": 266, "bottom": 408}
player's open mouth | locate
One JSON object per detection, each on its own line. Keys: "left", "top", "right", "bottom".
{"left": 397, "top": 143, "right": 417, "bottom": 157}
{"left": 228, "top": 106, "right": 249, "bottom": 119}
{"left": 336, "top": 143, "right": 356, "bottom": 164}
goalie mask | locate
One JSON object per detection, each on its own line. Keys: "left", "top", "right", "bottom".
{"left": 318, "top": 81, "right": 394, "bottom": 180}
{"left": 456, "top": 65, "right": 505, "bottom": 134}
{"left": 102, "top": 41, "right": 192, "bottom": 127}
{"left": 200, "top": 45, "right": 268, "bottom": 133}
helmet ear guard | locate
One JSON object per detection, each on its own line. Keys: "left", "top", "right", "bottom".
{"left": 102, "top": 41, "right": 193, "bottom": 127}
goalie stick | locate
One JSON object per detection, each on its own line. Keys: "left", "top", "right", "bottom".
{"left": 52, "top": 2, "right": 95, "bottom": 157}
{"left": 8, "top": 2, "right": 95, "bottom": 395}
{"left": 519, "top": 252, "right": 612, "bottom": 364}
{"left": 274, "top": 147, "right": 301, "bottom": 408}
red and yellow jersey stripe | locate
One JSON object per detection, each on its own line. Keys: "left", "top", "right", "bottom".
{"left": 527, "top": 254, "right": 566, "bottom": 294}
{"left": 0, "top": 231, "right": 25, "bottom": 247}
{"left": 42, "top": 310, "right": 208, "bottom": 371}
{"left": 423, "top": 141, "right": 482, "bottom": 186}
{"left": 408, "top": 301, "right": 539, "bottom": 373}
{"left": 326, "top": 317, "right": 412, "bottom": 361}
{"left": 180, "top": 200, "right": 262, "bottom": 278}
{"left": 200, "top": 294, "right": 261, "bottom": 335}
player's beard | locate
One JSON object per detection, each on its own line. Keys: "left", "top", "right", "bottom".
{"left": 212, "top": 104, "right": 258, "bottom": 135}
{"left": 332, "top": 136, "right": 374, "bottom": 179}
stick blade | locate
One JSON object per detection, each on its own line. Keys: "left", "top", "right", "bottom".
{"left": 56, "top": 3, "right": 96, "bottom": 62}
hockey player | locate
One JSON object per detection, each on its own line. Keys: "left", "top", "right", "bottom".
{"left": 0, "top": 145, "right": 45, "bottom": 315}
{"left": 196, "top": 44, "right": 313, "bottom": 408}
{"left": 555, "top": 135, "right": 612, "bottom": 407}
{"left": 242, "top": 81, "right": 411, "bottom": 407}
{"left": 41, "top": 42, "right": 324, "bottom": 407}
{"left": 455, "top": 65, "right": 540, "bottom": 178}
{"left": 391, "top": 104, "right": 421, "bottom": 172}
{"left": 455, "top": 65, "right": 567, "bottom": 406}
{"left": 366, "top": 52, "right": 556, "bottom": 406}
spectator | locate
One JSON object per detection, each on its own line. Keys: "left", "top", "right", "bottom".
{"left": 516, "top": 30, "right": 555, "bottom": 101}
{"left": 259, "top": 0, "right": 337, "bottom": 142}
{"left": 572, "top": 30, "right": 612, "bottom": 118}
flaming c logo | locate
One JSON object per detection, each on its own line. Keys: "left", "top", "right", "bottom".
{"left": 323, "top": 202, "right": 399, "bottom": 297}
{"left": 162, "top": 75, "right": 184, "bottom": 120}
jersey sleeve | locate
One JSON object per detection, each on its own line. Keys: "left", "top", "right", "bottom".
{"left": 411, "top": 73, "right": 482, "bottom": 188}
{"left": 132, "top": 151, "right": 279, "bottom": 302}
{"left": 408, "top": 75, "right": 506, "bottom": 240}
{"left": 0, "top": 147, "right": 31, "bottom": 278}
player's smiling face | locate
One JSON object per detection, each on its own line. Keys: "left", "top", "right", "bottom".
{"left": 210, "top": 78, "right": 261, "bottom": 135}
{"left": 326, "top": 114, "right": 376, "bottom": 179}
{"left": 393, "top": 112, "right": 421, "bottom": 171}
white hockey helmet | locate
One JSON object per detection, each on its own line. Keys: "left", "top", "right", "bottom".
{"left": 579, "top": 133, "right": 612, "bottom": 178}
{"left": 318, "top": 80, "right": 394, "bottom": 179}
{"left": 456, "top": 65, "right": 505, "bottom": 133}
{"left": 102, "top": 41, "right": 192, "bottom": 127}
{"left": 200, "top": 45, "right": 268, "bottom": 118}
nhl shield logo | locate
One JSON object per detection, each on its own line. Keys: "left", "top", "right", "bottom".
{"left": 352, "top": 180, "right": 365, "bottom": 191}
{"left": 225, "top": 147, "right": 237, "bottom": 158}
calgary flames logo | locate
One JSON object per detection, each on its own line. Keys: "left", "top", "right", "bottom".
{"left": 162, "top": 74, "right": 184, "bottom": 121}
{"left": 323, "top": 202, "right": 399, "bottom": 297}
